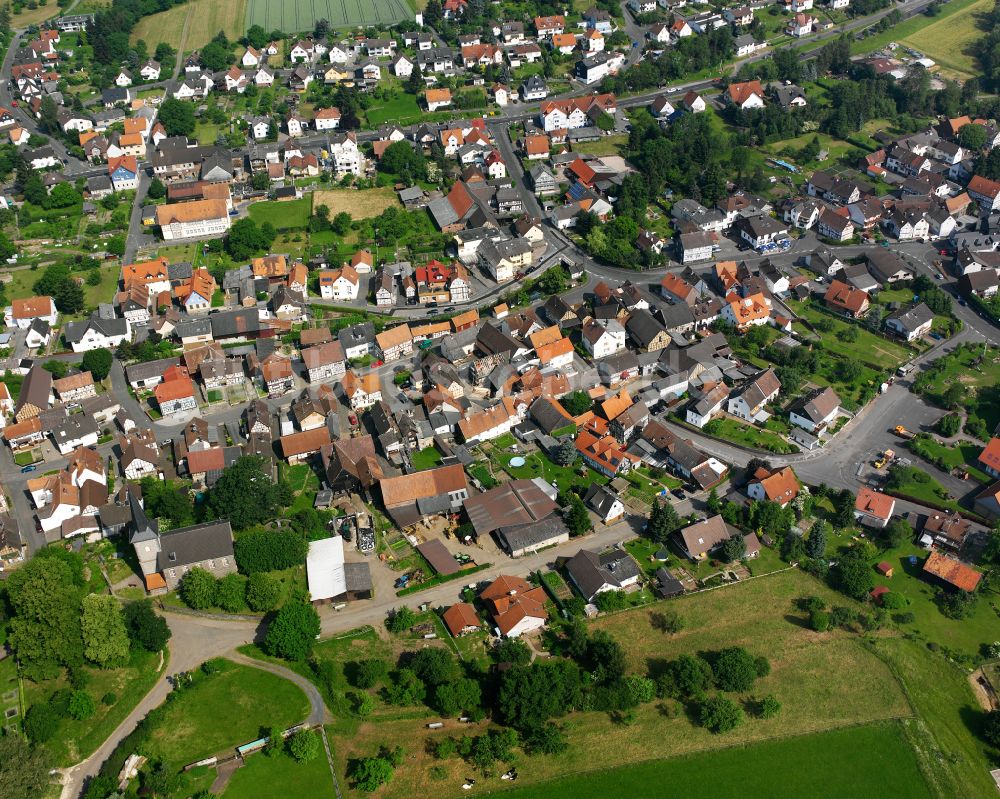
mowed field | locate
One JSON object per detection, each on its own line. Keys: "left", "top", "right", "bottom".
{"left": 498, "top": 723, "right": 932, "bottom": 799}
{"left": 900, "top": 0, "right": 991, "bottom": 76}
{"left": 131, "top": 0, "right": 248, "bottom": 51}
{"left": 245, "top": 0, "right": 412, "bottom": 34}
{"left": 312, "top": 188, "right": 399, "bottom": 219}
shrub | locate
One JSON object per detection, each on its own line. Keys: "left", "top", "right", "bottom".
{"left": 700, "top": 695, "right": 744, "bottom": 733}
{"left": 758, "top": 694, "right": 781, "bottom": 719}
{"left": 810, "top": 609, "right": 830, "bottom": 632}
{"left": 101, "top": 692, "right": 117, "bottom": 706}
{"left": 234, "top": 529, "right": 308, "bottom": 574}
{"left": 880, "top": 591, "right": 908, "bottom": 610}
{"left": 68, "top": 690, "right": 96, "bottom": 720}
{"left": 711, "top": 647, "right": 762, "bottom": 692}
{"left": 179, "top": 567, "right": 217, "bottom": 610}
{"left": 245, "top": 572, "right": 281, "bottom": 612}
{"left": 288, "top": 730, "right": 321, "bottom": 762}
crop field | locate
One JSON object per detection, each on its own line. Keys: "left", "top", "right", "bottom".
{"left": 245, "top": 0, "right": 412, "bottom": 34}
{"left": 131, "top": 0, "right": 248, "bottom": 51}
{"left": 312, "top": 188, "right": 399, "bottom": 220}
{"left": 899, "top": 0, "right": 991, "bottom": 76}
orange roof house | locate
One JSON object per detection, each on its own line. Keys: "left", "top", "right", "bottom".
{"left": 748, "top": 465, "right": 799, "bottom": 507}
{"left": 479, "top": 575, "right": 548, "bottom": 637}
{"left": 122, "top": 256, "right": 170, "bottom": 287}
{"left": 922, "top": 550, "right": 982, "bottom": 593}
{"left": 824, "top": 279, "right": 870, "bottom": 318}
{"left": 978, "top": 437, "right": 1000, "bottom": 477}
{"left": 251, "top": 254, "right": 288, "bottom": 280}
{"left": 442, "top": 602, "right": 482, "bottom": 637}
{"left": 854, "top": 487, "right": 896, "bottom": 526}
{"left": 11, "top": 296, "right": 55, "bottom": 321}
{"left": 726, "top": 80, "right": 764, "bottom": 106}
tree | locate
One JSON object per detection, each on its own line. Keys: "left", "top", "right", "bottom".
{"left": 54, "top": 280, "right": 84, "bottom": 314}
{"left": 700, "top": 695, "right": 744, "bottom": 733}
{"left": 959, "top": 122, "right": 988, "bottom": 151}
{"left": 0, "top": 732, "right": 53, "bottom": 799}
{"left": 834, "top": 549, "right": 875, "bottom": 599}
{"left": 224, "top": 219, "right": 274, "bottom": 260}
{"left": 233, "top": 529, "right": 307, "bottom": 573}
{"left": 379, "top": 141, "right": 427, "bottom": 181}
{"left": 711, "top": 647, "right": 762, "bottom": 692}
{"left": 245, "top": 24, "right": 268, "bottom": 49}
{"left": 386, "top": 606, "right": 416, "bottom": 633}
{"left": 385, "top": 668, "right": 426, "bottom": 706}
{"left": 983, "top": 709, "right": 1000, "bottom": 747}
{"left": 264, "top": 725, "right": 284, "bottom": 757}
{"left": 721, "top": 535, "right": 746, "bottom": 562}
{"left": 410, "top": 648, "right": 458, "bottom": 687}
{"left": 199, "top": 41, "right": 228, "bottom": 71}
{"left": 80, "top": 348, "right": 113, "bottom": 381}
{"left": 655, "top": 657, "right": 702, "bottom": 701}
{"left": 289, "top": 730, "right": 321, "bottom": 762}
{"left": 24, "top": 702, "right": 59, "bottom": 743}
{"left": 147, "top": 178, "right": 166, "bottom": 200}
{"left": 497, "top": 660, "right": 583, "bottom": 730}
{"left": 6, "top": 555, "right": 84, "bottom": 680}
{"left": 351, "top": 754, "right": 394, "bottom": 792}
{"left": 806, "top": 519, "right": 829, "bottom": 559}
{"left": 264, "top": 601, "right": 321, "bottom": 660}
{"left": 493, "top": 637, "right": 531, "bottom": 666}
{"left": 216, "top": 573, "right": 247, "bottom": 613}
{"left": 180, "top": 567, "right": 217, "bottom": 610}
{"left": 245, "top": 572, "right": 281, "bottom": 612}
{"left": 551, "top": 438, "right": 577, "bottom": 466}
{"left": 208, "top": 456, "right": 289, "bottom": 530}
{"left": 350, "top": 658, "right": 388, "bottom": 689}
{"left": 880, "top": 518, "right": 911, "bottom": 550}
{"left": 706, "top": 488, "right": 722, "bottom": 514}
{"left": 68, "top": 690, "right": 96, "bottom": 720}
{"left": 937, "top": 588, "right": 977, "bottom": 619}
{"left": 936, "top": 412, "right": 961, "bottom": 437}
{"left": 563, "top": 493, "right": 592, "bottom": 537}
{"left": 434, "top": 677, "right": 482, "bottom": 716}
{"left": 560, "top": 390, "right": 593, "bottom": 416}
{"left": 123, "top": 600, "right": 171, "bottom": 652}
{"left": 81, "top": 594, "right": 130, "bottom": 668}
{"left": 647, "top": 499, "right": 682, "bottom": 544}
{"left": 157, "top": 99, "right": 196, "bottom": 136}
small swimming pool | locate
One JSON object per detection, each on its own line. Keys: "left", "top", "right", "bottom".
{"left": 509, "top": 456, "right": 526, "bottom": 467}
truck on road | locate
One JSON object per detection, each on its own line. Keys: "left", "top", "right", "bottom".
{"left": 893, "top": 425, "right": 915, "bottom": 439}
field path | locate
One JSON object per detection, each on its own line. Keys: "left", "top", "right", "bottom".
{"left": 173, "top": 5, "right": 195, "bottom": 78}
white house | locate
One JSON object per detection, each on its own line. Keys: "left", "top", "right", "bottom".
{"left": 581, "top": 319, "right": 626, "bottom": 358}
{"left": 314, "top": 107, "right": 341, "bottom": 130}
{"left": 319, "top": 267, "right": 359, "bottom": 301}
{"left": 62, "top": 315, "right": 132, "bottom": 353}
{"left": 788, "top": 386, "right": 840, "bottom": 433}
{"left": 6, "top": 296, "right": 58, "bottom": 330}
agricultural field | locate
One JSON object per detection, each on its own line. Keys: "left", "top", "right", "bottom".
{"left": 312, "top": 188, "right": 399, "bottom": 220}
{"left": 898, "top": 0, "right": 991, "bottom": 77}
{"left": 850, "top": 0, "right": 984, "bottom": 60}
{"left": 498, "top": 723, "right": 931, "bottom": 799}
{"left": 245, "top": 0, "right": 412, "bottom": 35}
{"left": 131, "top": 0, "right": 248, "bottom": 51}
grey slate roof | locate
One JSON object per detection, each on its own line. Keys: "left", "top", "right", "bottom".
{"left": 155, "top": 520, "right": 234, "bottom": 571}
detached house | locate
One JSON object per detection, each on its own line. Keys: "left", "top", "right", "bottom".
{"left": 824, "top": 279, "right": 870, "bottom": 318}
{"left": 747, "top": 465, "right": 800, "bottom": 507}
{"left": 788, "top": 386, "right": 840, "bottom": 434}
{"left": 727, "top": 368, "right": 781, "bottom": 423}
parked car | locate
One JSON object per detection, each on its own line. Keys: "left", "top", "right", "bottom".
{"left": 20, "top": 464, "right": 36, "bottom": 473}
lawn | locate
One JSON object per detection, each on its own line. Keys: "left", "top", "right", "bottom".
{"left": 312, "top": 188, "right": 399, "bottom": 220}
{"left": 132, "top": 0, "right": 248, "bottom": 50}
{"left": 912, "top": 343, "right": 1000, "bottom": 430}
{"left": 502, "top": 450, "right": 608, "bottom": 494}
{"left": 222, "top": 737, "right": 333, "bottom": 799}
{"left": 144, "top": 658, "right": 309, "bottom": 768}
{"left": 497, "top": 723, "right": 930, "bottom": 799}
{"left": 906, "top": 435, "right": 989, "bottom": 483}
{"left": 363, "top": 93, "right": 423, "bottom": 127}
{"left": 703, "top": 417, "right": 794, "bottom": 454}
{"left": 23, "top": 649, "right": 164, "bottom": 766}
{"left": 248, "top": 197, "right": 312, "bottom": 231}
{"left": 411, "top": 446, "right": 442, "bottom": 471}
{"left": 869, "top": 637, "right": 997, "bottom": 798}
{"left": 886, "top": 464, "right": 964, "bottom": 513}
{"left": 570, "top": 134, "right": 629, "bottom": 157}
{"left": 788, "top": 300, "right": 912, "bottom": 367}
{"left": 83, "top": 264, "right": 120, "bottom": 311}
{"left": 899, "top": 0, "right": 991, "bottom": 76}
{"left": 870, "top": 539, "right": 995, "bottom": 659}
{"left": 245, "top": 0, "right": 411, "bottom": 33}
